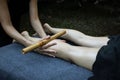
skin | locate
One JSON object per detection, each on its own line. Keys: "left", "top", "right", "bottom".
{"left": 0, "top": 0, "right": 56, "bottom": 53}
{"left": 0, "top": 0, "right": 109, "bottom": 70}
{"left": 0, "top": 0, "right": 46, "bottom": 46}
{"left": 42, "top": 23, "right": 109, "bottom": 70}
{"left": 43, "top": 23, "right": 109, "bottom": 48}
{"left": 21, "top": 23, "right": 109, "bottom": 70}
{"left": 29, "top": 0, "right": 46, "bottom": 37}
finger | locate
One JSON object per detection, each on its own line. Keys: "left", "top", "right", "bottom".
{"left": 43, "top": 35, "right": 51, "bottom": 40}
{"left": 43, "top": 53, "right": 56, "bottom": 57}
{"left": 42, "top": 43, "right": 57, "bottom": 49}
{"left": 39, "top": 49, "right": 57, "bottom": 54}
{"left": 37, "top": 35, "right": 51, "bottom": 44}
{"left": 60, "top": 39, "right": 66, "bottom": 42}
{"left": 34, "top": 49, "right": 56, "bottom": 57}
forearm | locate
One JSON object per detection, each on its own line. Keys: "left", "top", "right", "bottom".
{"left": 2, "top": 24, "right": 31, "bottom": 46}
{"left": 29, "top": 0, "right": 46, "bottom": 37}
{"left": 0, "top": 0, "right": 31, "bottom": 46}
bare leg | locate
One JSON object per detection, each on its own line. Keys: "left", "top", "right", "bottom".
{"left": 21, "top": 31, "right": 100, "bottom": 70}
{"left": 43, "top": 23, "right": 109, "bottom": 48}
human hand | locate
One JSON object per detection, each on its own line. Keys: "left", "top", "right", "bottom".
{"left": 33, "top": 35, "right": 66, "bottom": 57}
{"left": 21, "top": 31, "right": 57, "bottom": 57}
{"left": 34, "top": 36, "right": 57, "bottom": 57}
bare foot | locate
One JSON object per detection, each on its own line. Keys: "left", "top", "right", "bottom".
{"left": 43, "top": 23, "right": 53, "bottom": 34}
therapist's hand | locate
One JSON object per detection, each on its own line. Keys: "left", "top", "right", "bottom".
{"left": 20, "top": 31, "right": 57, "bottom": 57}
{"left": 34, "top": 36, "right": 57, "bottom": 57}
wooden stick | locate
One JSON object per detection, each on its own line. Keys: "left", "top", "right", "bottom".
{"left": 22, "top": 30, "right": 66, "bottom": 54}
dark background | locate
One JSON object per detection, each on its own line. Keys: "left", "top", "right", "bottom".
{"left": 20, "top": 0, "right": 120, "bottom": 36}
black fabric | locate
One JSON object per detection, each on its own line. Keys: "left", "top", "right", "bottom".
{"left": 8, "top": 0, "right": 30, "bottom": 29}
{"left": 0, "top": 0, "right": 30, "bottom": 47}
{"left": 88, "top": 35, "right": 120, "bottom": 80}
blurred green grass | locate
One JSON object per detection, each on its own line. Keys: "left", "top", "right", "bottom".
{"left": 20, "top": 0, "right": 120, "bottom": 36}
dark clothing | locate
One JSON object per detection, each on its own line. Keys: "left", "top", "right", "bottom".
{"left": 0, "top": 0, "right": 29, "bottom": 47}
{"left": 89, "top": 35, "right": 120, "bottom": 80}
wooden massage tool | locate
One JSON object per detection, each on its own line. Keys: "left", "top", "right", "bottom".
{"left": 22, "top": 30, "right": 66, "bottom": 54}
